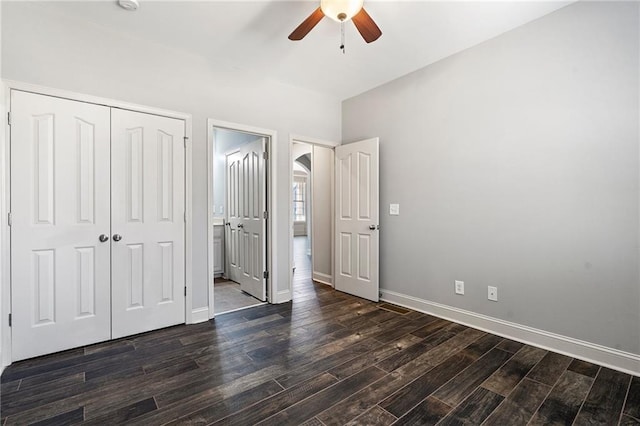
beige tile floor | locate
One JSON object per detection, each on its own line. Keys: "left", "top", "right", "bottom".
{"left": 213, "top": 278, "right": 264, "bottom": 314}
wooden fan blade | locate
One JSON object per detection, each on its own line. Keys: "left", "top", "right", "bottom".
{"left": 289, "top": 7, "right": 325, "bottom": 41}
{"left": 352, "top": 7, "right": 382, "bottom": 43}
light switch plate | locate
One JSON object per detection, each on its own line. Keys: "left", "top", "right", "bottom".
{"left": 389, "top": 203, "right": 400, "bottom": 215}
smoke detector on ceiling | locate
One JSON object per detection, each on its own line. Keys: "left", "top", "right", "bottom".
{"left": 118, "top": 0, "right": 139, "bottom": 11}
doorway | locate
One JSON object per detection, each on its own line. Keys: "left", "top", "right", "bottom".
{"left": 289, "top": 137, "right": 338, "bottom": 296}
{"left": 207, "top": 122, "right": 273, "bottom": 316}
{"left": 289, "top": 136, "right": 381, "bottom": 304}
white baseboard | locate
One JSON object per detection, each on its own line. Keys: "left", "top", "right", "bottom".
{"left": 274, "top": 289, "right": 292, "bottom": 304}
{"left": 191, "top": 307, "right": 210, "bottom": 324}
{"left": 312, "top": 271, "right": 333, "bottom": 286}
{"left": 380, "top": 289, "right": 640, "bottom": 377}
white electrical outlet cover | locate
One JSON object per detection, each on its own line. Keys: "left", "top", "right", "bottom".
{"left": 455, "top": 280, "right": 464, "bottom": 295}
{"left": 488, "top": 286, "right": 498, "bottom": 301}
{"left": 390, "top": 204, "right": 400, "bottom": 215}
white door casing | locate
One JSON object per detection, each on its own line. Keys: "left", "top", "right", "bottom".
{"left": 334, "top": 138, "right": 380, "bottom": 302}
{"left": 225, "top": 138, "right": 266, "bottom": 301}
{"left": 110, "top": 108, "right": 186, "bottom": 339}
{"left": 10, "top": 91, "right": 112, "bottom": 361}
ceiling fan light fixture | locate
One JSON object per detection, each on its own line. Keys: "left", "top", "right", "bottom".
{"left": 320, "top": 0, "right": 364, "bottom": 22}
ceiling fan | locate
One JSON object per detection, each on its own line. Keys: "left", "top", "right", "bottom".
{"left": 288, "top": 0, "right": 382, "bottom": 44}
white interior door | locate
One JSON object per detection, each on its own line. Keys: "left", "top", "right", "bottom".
{"left": 225, "top": 138, "right": 266, "bottom": 301}
{"left": 226, "top": 150, "right": 243, "bottom": 284}
{"left": 239, "top": 138, "right": 266, "bottom": 301}
{"left": 334, "top": 138, "right": 380, "bottom": 302}
{"left": 10, "top": 91, "right": 112, "bottom": 361}
{"left": 110, "top": 109, "right": 186, "bottom": 339}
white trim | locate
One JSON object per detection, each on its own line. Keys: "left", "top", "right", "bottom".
{"left": 380, "top": 289, "right": 640, "bottom": 377}
{"left": 291, "top": 134, "right": 340, "bottom": 148}
{"left": 208, "top": 280, "right": 215, "bottom": 320}
{"left": 288, "top": 134, "right": 340, "bottom": 300}
{"left": 206, "top": 119, "right": 277, "bottom": 319}
{"left": 1, "top": 81, "right": 8, "bottom": 371}
{"left": 207, "top": 122, "right": 215, "bottom": 319}
{"left": 2, "top": 80, "right": 189, "bottom": 121}
{"left": 184, "top": 115, "right": 194, "bottom": 324}
{"left": 312, "top": 272, "right": 333, "bottom": 286}
{"left": 215, "top": 302, "right": 267, "bottom": 316}
{"left": 275, "top": 289, "right": 292, "bottom": 304}
{"left": 191, "top": 307, "right": 210, "bottom": 324}
{"left": 2, "top": 80, "right": 195, "bottom": 365}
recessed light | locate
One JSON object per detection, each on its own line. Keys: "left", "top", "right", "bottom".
{"left": 118, "top": 0, "right": 139, "bottom": 11}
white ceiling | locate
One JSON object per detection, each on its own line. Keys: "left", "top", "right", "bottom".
{"left": 35, "top": 0, "right": 573, "bottom": 101}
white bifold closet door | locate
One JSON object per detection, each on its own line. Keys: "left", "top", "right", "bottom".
{"left": 110, "top": 109, "right": 186, "bottom": 339}
{"left": 11, "top": 91, "right": 112, "bottom": 361}
{"left": 10, "top": 91, "right": 186, "bottom": 361}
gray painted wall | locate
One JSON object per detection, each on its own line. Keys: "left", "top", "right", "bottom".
{"left": 343, "top": 1, "right": 640, "bottom": 354}
{"left": 2, "top": 3, "right": 341, "bottom": 310}
{"left": 311, "top": 145, "right": 333, "bottom": 283}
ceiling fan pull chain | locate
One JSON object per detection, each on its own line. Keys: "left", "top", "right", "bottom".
{"left": 340, "top": 21, "right": 346, "bottom": 54}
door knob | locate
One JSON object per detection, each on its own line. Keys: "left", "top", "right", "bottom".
{"left": 99, "top": 234, "right": 109, "bottom": 243}
{"left": 112, "top": 234, "right": 123, "bottom": 242}
{"left": 237, "top": 223, "right": 244, "bottom": 228}
{"left": 225, "top": 222, "right": 231, "bottom": 226}
{"left": 369, "top": 225, "right": 377, "bottom": 230}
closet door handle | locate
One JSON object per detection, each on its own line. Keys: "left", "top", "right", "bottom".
{"left": 99, "top": 234, "right": 109, "bottom": 243}
{"left": 237, "top": 223, "right": 244, "bottom": 229}
{"left": 112, "top": 234, "right": 123, "bottom": 242}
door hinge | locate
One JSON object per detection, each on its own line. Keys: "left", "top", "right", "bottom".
{"left": 184, "top": 212, "right": 187, "bottom": 223}
{"left": 263, "top": 271, "right": 269, "bottom": 279}
{"left": 184, "top": 287, "right": 187, "bottom": 296}
{"left": 8, "top": 313, "right": 11, "bottom": 327}
{"left": 263, "top": 151, "right": 268, "bottom": 160}
{"left": 263, "top": 211, "right": 268, "bottom": 220}
{"left": 184, "top": 136, "right": 188, "bottom": 148}
{"left": 7, "top": 112, "right": 11, "bottom": 126}
{"left": 7, "top": 212, "right": 11, "bottom": 227}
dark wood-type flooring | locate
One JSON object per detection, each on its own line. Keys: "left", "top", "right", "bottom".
{"left": 1, "top": 239, "right": 639, "bottom": 424}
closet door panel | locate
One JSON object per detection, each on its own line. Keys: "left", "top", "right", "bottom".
{"left": 110, "top": 109, "right": 185, "bottom": 339}
{"left": 10, "top": 91, "right": 111, "bottom": 361}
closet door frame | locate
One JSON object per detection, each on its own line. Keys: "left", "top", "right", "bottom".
{"left": 0, "top": 80, "right": 194, "bottom": 369}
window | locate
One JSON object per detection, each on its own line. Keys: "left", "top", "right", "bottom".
{"left": 293, "top": 178, "right": 307, "bottom": 222}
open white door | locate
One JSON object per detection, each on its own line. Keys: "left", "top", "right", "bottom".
{"left": 110, "top": 109, "right": 186, "bottom": 339}
{"left": 226, "top": 138, "right": 267, "bottom": 301}
{"left": 10, "top": 91, "right": 112, "bottom": 361}
{"left": 226, "top": 150, "right": 242, "bottom": 285}
{"left": 334, "top": 138, "right": 379, "bottom": 302}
